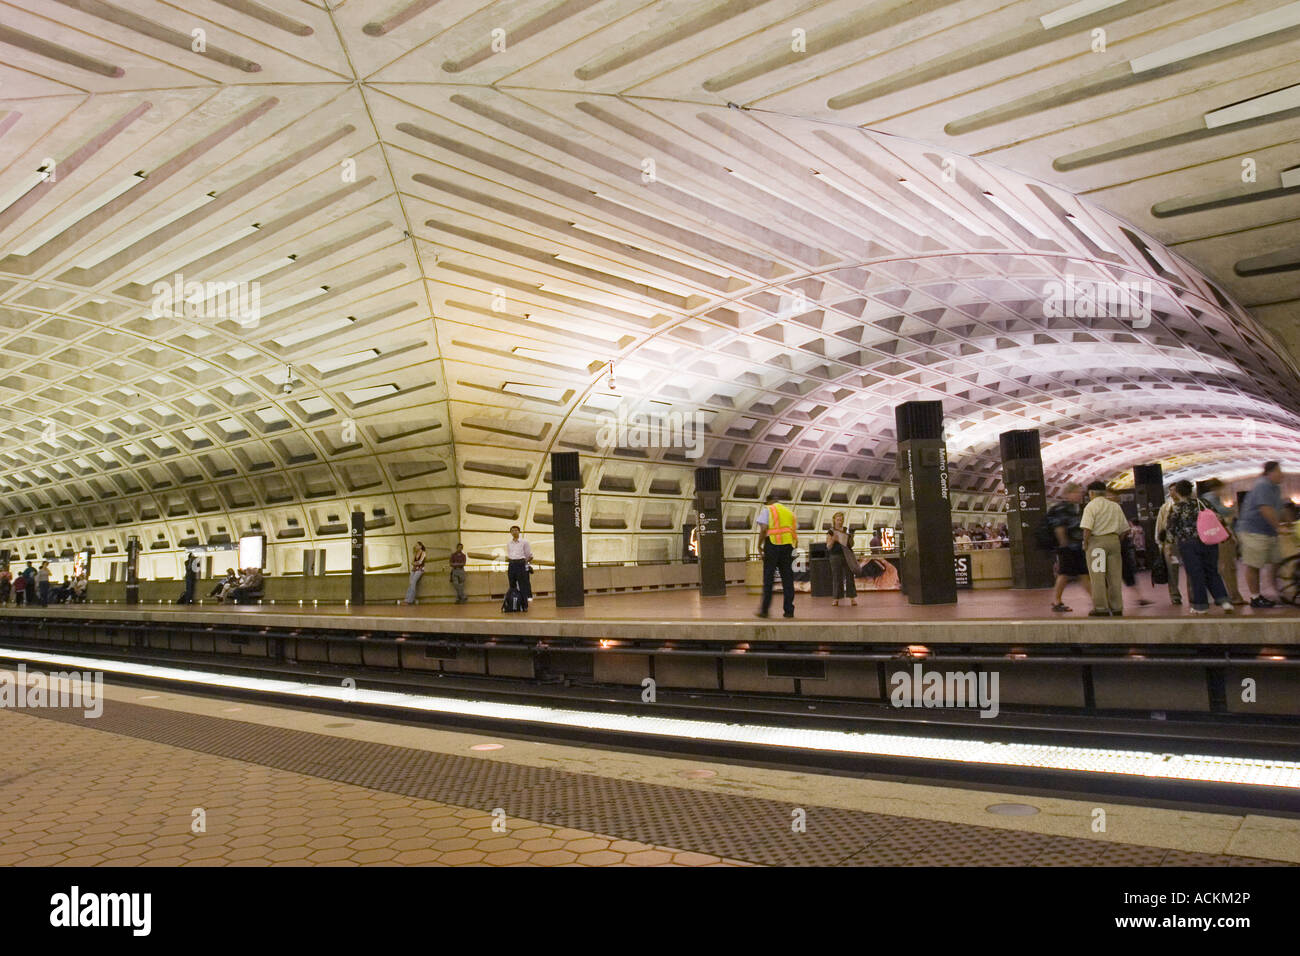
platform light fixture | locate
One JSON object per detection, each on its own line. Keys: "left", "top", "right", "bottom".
{"left": 4, "top": 646, "right": 1299, "bottom": 790}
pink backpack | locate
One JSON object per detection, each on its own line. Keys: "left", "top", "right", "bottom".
{"left": 1197, "top": 504, "right": 1230, "bottom": 545}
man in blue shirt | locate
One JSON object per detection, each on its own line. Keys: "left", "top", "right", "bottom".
{"left": 1236, "top": 461, "right": 1286, "bottom": 608}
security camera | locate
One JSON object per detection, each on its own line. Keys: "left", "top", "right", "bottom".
{"left": 281, "top": 380, "right": 294, "bottom": 395}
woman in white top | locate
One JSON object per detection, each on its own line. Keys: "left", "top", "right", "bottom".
{"left": 825, "top": 512, "right": 858, "bottom": 607}
{"left": 403, "top": 541, "right": 427, "bottom": 606}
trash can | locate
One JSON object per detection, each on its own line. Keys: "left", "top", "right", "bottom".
{"left": 809, "top": 542, "right": 832, "bottom": 597}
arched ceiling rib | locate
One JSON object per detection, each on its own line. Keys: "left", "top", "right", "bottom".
{"left": 0, "top": 0, "right": 1297, "bottom": 563}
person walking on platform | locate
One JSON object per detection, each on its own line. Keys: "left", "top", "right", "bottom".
{"left": 826, "top": 512, "right": 857, "bottom": 607}
{"left": 1046, "top": 483, "right": 1087, "bottom": 613}
{"left": 505, "top": 526, "right": 534, "bottom": 604}
{"left": 1199, "top": 478, "right": 1245, "bottom": 605}
{"left": 0, "top": 567, "right": 10, "bottom": 606}
{"left": 1081, "top": 481, "right": 1129, "bottom": 616}
{"left": 1168, "top": 479, "right": 1234, "bottom": 615}
{"left": 449, "top": 543, "right": 468, "bottom": 604}
{"left": 756, "top": 492, "right": 798, "bottom": 619}
{"left": 403, "top": 541, "right": 427, "bottom": 606}
{"left": 1155, "top": 484, "right": 1183, "bottom": 606}
{"left": 1237, "top": 461, "right": 1286, "bottom": 608}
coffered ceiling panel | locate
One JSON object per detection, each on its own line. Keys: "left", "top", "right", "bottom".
{"left": 0, "top": 0, "right": 1296, "bottom": 567}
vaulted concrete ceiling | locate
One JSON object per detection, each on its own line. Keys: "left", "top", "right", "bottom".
{"left": 0, "top": 0, "right": 1297, "bottom": 566}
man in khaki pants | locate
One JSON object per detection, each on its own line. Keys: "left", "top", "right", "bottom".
{"left": 1081, "top": 481, "right": 1130, "bottom": 617}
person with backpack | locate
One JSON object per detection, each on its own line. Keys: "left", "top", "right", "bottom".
{"left": 503, "top": 526, "right": 533, "bottom": 612}
{"left": 1167, "top": 479, "right": 1233, "bottom": 614}
{"left": 1155, "top": 484, "right": 1184, "bottom": 605}
{"left": 1042, "top": 483, "right": 1087, "bottom": 613}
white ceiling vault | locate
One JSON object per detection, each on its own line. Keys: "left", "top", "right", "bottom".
{"left": 0, "top": 0, "right": 1297, "bottom": 570}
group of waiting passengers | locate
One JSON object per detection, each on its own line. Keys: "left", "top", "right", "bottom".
{"left": 0, "top": 562, "right": 87, "bottom": 606}
{"left": 201, "top": 566, "right": 265, "bottom": 605}
{"left": 1045, "top": 461, "right": 1294, "bottom": 616}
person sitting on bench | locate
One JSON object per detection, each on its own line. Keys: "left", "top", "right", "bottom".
{"left": 212, "top": 568, "right": 237, "bottom": 600}
{"left": 228, "top": 567, "right": 264, "bottom": 604}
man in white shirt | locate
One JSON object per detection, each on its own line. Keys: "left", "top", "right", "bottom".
{"left": 505, "top": 525, "right": 534, "bottom": 602}
{"left": 1080, "top": 481, "right": 1130, "bottom": 616}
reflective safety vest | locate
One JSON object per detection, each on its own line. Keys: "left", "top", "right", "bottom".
{"left": 764, "top": 503, "right": 798, "bottom": 546}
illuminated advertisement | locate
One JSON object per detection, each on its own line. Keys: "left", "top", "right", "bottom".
{"left": 238, "top": 533, "right": 266, "bottom": 570}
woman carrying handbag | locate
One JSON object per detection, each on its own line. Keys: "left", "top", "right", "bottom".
{"left": 1168, "top": 479, "right": 1234, "bottom": 614}
{"left": 826, "top": 512, "right": 858, "bottom": 607}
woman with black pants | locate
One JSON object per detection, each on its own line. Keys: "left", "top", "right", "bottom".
{"left": 826, "top": 512, "right": 858, "bottom": 607}
{"left": 1168, "top": 479, "right": 1233, "bottom": 615}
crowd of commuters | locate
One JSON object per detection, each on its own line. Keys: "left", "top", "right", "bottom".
{"left": 952, "top": 523, "right": 1010, "bottom": 550}
{"left": 4, "top": 463, "right": 1295, "bottom": 619}
{"left": 0, "top": 562, "right": 88, "bottom": 606}
{"left": 1046, "top": 462, "right": 1294, "bottom": 616}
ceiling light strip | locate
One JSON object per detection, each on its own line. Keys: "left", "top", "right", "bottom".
{"left": 1130, "top": 2, "right": 1300, "bottom": 74}
{"left": 1039, "top": 0, "right": 1129, "bottom": 31}
{"left": 1204, "top": 83, "right": 1300, "bottom": 129}
{"left": 9, "top": 173, "right": 144, "bottom": 256}
{"left": 78, "top": 193, "right": 217, "bottom": 268}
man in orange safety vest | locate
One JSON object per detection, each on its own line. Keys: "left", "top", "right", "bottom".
{"left": 756, "top": 492, "right": 798, "bottom": 618}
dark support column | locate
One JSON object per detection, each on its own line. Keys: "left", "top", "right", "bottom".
{"left": 548, "top": 451, "right": 585, "bottom": 607}
{"left": 350, "top": 511, "right": 365, "bottom": 605}
{"left": 1000, "top": 429, "right": 1055, "bottom": 589}
{"left": 693, "top": 466, "right": 726, "bottom": 597}
{"left": 895, "top": 401, "right": 957, "bottom": 605}
{"left": 1132, "top": 463, "right": 1165, "bottom": 563}
{"left": 125, "top": 535, "right": 140, "bottom": 605}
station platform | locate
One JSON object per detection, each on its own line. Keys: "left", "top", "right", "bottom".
{"left": 3, "top": 587, "right": 1298, "bottom": 645}
{"left": 1, "top": 673, "right": 1295, "bottom": 867}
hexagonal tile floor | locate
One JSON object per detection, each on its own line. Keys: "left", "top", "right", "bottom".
{"left": 0, "top": 698, "right": 1291, "bottom": 866}
{"left": 0, "top": 707, "right": 746, "bottom": 867}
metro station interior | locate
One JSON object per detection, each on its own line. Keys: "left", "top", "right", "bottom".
{"left": 0, "top": 0, "right": 1299, "bottom": 884}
